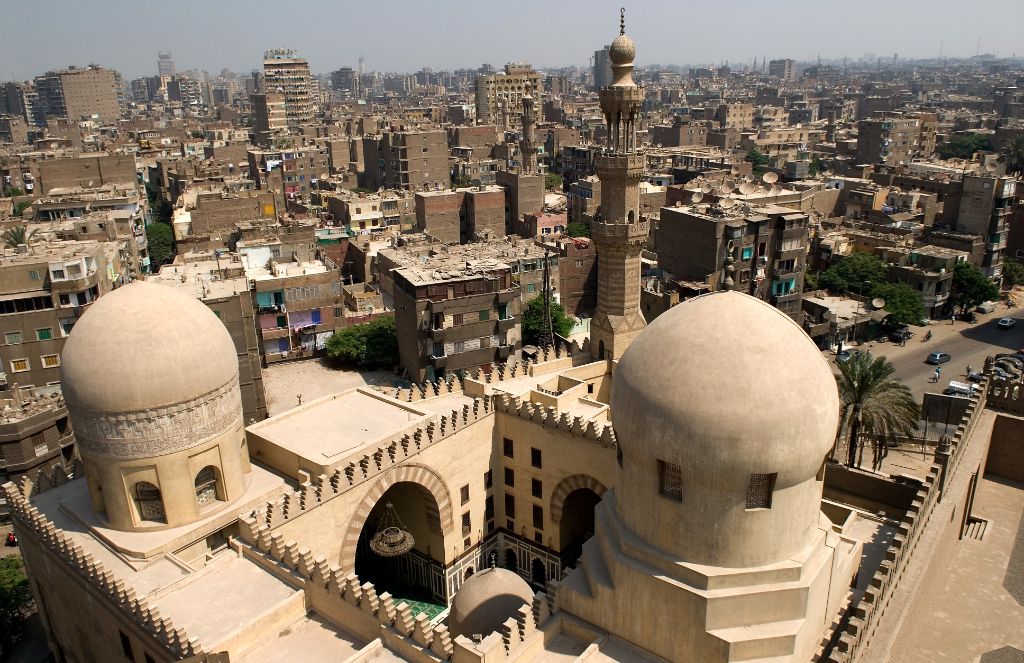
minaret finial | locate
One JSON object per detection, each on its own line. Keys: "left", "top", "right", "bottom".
{"left": 619, "top": 7, "right": 626, "bottom": 35}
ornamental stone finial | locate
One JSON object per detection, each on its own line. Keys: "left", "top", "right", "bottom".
{"left": 620, "top": 8, "right": 626, "bottom": 35}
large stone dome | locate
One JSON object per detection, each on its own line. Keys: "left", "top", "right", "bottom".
{"left": 610, "top": 291, "right": 839, "bottom": 567}
{"left": 62, "top": 281, "right": 238, "bottom": 416}
{"left": 448, "top": 568, "right": 534, "bottom": 640}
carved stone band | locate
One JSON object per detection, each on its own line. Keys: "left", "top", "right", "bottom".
{"left": 71, "top": 380, "right": 243, "bottom": 459}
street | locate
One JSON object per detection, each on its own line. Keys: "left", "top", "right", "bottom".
{"left": 827, "top": 302, "right": 1024, "bottom": 404}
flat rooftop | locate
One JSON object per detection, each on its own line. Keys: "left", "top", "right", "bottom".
{"left": 248, "top": 389, "right": 431, "bottom": 468}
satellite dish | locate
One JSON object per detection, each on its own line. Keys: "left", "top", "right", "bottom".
{"left": 723, "top": 178, "right": 736, "bottom": 190}
{"left": 691, "top": 192, "right": 704, "bottom": 203}
{"left": 739, "top": 182, "right": 755, "bottom": 195}
{"left": 871, "top": 297, "right": 886, "bottom": 309}
{"left": 716, "top": 187, "right": 731, "bottom": 197}
{"left": 824, "top": 169, "right": 834, "bottom": 177}
{"left": 701, "top": 184, "right": 713, "bottom": 194}
{"left": 730, "top": 165, "right": 741, "bottom": 176}
{"left": 675, "top": 200, "right": 683, "bottom": 207}
{"left": 719, "top": 197, "right": 737, "bottom": 210}
{"left": 769, "top": 185, "right": 782, "bottom": 195}
{"left": 762, "top": 172, "right": 779, "bottom": 184}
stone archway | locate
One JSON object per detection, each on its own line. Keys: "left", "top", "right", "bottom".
{"left": 340, "top": 464, "right": 453, "bottom": 571}
{"left": 549, "top": 474, "right": 607, "bottom": 524}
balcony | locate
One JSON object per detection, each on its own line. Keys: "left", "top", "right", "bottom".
{"left": 429, "top": 354, "right": 448, "bottom": 369}
{"left": 497, "top": 317, "right": 516, "bottom": 332}
{"left": 497, "top": 345, "right": 512, "bottom": 360}
{"left": 260, "top": 327, "right": 290, "bottom": 341}
{"left": 257, "top": 304, "right": 286, "bottom": 315}
{"left": 771, "top": 291, "right": 801, "bottom": 305}
{"left": 496, "top": 289, "right": 517, "bottom": 304}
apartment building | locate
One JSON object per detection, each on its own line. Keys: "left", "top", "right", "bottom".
{"left": 247, "top": 145, "right": 328, "bottom": 202}
{"left": 323, "top": 190, "right": 415, "bottom": 235}
{"left": 262, "top": 49, "right": 315, "bottom": 128}
{"left": 856, "top": 116, "right": 920, "bottom": 166}
{"left": 0, "top": 240, "right": 126, "bottom": 391}
{"left": 768, "top": 59, "right": 796, "bottom": 82}
{"left": 0, "top": 386, "right": 75, "bottom": 486}
{"left": 954, "top": 174, "right": 1015, "bottom": 279}
{"left": 881, "top": 245, "right": 967, "bottom": 319}
{"left": 475, "top": 63, "right": 542, "bottom": 126}
{"left": 414, "top": 185, "right": 506, "bottom": 244}
{"left": 250, "top": 92, "right": 288, "bottom": 147}
{"left": 390, "top": 252, "right": 520, "bottom": 382}
{"left": 361, "top": 129, "right": 450, "bottom": 192}
{"left": 33, "top": 66, "right": 122, "bottom": 122}
{"left": 656, "top": 202, "right": 809, "bottom": 319}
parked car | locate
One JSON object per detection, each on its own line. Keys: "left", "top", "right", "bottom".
{"left": 889, "top": 327, "right": 914, "bottom": 343}
{"left": 836, "top": 349, "right": 862, "bottom": 364}
{"left": 997, "top": 317, "right": 1017, "bottom": 329}
{"left": 926, "top": 351, "right": 951, "bottom": 364}
{"left": 966, "top": 371, "right": 986, "bottom": 383}
{"left": 944, "top": 381, "right": 980, "bottom": 397}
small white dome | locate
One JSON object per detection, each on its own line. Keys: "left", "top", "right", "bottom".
{"left": 609, "top": 34, "right": 636, "bottom": 66}
{"left": 448, "top": 568, "right": 534, "bottom": 640}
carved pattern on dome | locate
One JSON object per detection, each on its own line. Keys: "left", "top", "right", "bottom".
{"left": 71, "top": 379, "right": 242, "bottom": 459}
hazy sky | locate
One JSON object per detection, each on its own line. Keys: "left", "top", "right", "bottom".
{"left": 2, "top": 0, "right": 1022, "bottom": 80}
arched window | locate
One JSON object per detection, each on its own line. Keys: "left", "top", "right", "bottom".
{"left": 464, "top": 566, "right": 475, "bottom": 579}
{"left": 194, "top": 466, "right": 220, "bottom": 506}
{"left": 628, "top": 210, "right": 635, "bottom": 223}
{"left": 135, "top": 481, "right": 165, "bottom": 522}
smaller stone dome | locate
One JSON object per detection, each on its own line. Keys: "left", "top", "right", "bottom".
{"left": 448, "top": 568, "right": 534, "bottom": 640}
{"left": 609, "top": 34, "right": 636, "bottom": 66}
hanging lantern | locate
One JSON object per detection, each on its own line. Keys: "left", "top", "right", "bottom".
{"left": 369, "top": 502, "right": 415, "bottom": 557}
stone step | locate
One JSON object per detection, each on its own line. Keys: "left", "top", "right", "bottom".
{"left": 707, "top": 618, "right": 803, "bottom": 661}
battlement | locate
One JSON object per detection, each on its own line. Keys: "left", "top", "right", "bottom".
{"left": 2, "top": 480, "right": 203, "bottom": 659}
{"left": 495, "top": 394, "right": 617, "bottom": 448}
{"left": 824, "top": 384, "right": 987, "bottom": 661}
{"left": 240, "top": 396, "right": 494, "bottom": 537}
{"left": 234, "top": 529, "right": 556, "bottom": 662}
{"left": 985, "top": 375, "right": 1023, "bottom": 415}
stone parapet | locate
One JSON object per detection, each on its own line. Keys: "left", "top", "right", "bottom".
{"left": 494, "top": 394, "right": 616, "bottom": 448}
{"left": 1, "top": 480, "right": 203, "bottom": 659}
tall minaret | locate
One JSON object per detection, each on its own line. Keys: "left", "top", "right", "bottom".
{"left": 590, "top": 9, "right": 649, "bottom": 361}
{"left": 520, "top": 95, "right": 538, "bottom": 174}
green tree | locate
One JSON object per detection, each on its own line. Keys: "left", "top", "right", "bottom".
{"left": 819, "top": 252, "right": 888, "bottom": 294}
{"left": 936, "top": 133, "right": 992, "bottom": 160}
{"left": 744, "top": 148, "right": 770, "bottom": 167}
{"left": 1002, "top": 258, "right": 1024, "bottom": 289}
{"left": 13, "top": 201, "right": 31, "bottom": 216}
{"left": 2, "top": 225, "right": 39, "bottom": 248}
{"left": 997, "top": 135, "right": 1024, "bottom": 176}
{"left": 521, "top": 295, "right": 574, "bottom": 346}
{"left": 544, "top": 172, "right": 563, "bottom": 191}
{"left": 2, "top": 186, "right": 25, "bottom": 197}
{"left": 803, "top": 270, "right": 821, "bottom": 292}
{"left": 0, "top": 556, "right": 34, "bottom": 649}
{"left": 566, "top": 222, "right": 590, "bottom": 238}
{"left": 835, "top": 354, "right": 920, "bottom": 470}
{"left": 146, "top": 222, "right": 174, "bottom": 268}
{"left": 952, "top": 261, "right": 999, "bottom": 313}
{"left": 325, "top": 316, "right": 398, "bottom": 369}
{"left": 870, "top": 282, "right": 926, "bottom": 325}
{"left": 808, "top": 157, "right": 823, "bottom": 177}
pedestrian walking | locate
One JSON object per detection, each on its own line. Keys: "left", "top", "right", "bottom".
{"left": 966, "top": 364, "right": 972, "bottom": 377}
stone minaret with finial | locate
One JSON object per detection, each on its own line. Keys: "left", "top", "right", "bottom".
{"left": 590, "top": 8, "right": 649, "bottom": 361}
{"left": 520, "top": 95, "right": 538, "bottom": 174}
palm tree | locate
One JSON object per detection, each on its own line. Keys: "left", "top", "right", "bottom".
{"left": 997, "top": 136, "right": 1024, "bottom": 177}
{"left": 835, "top": 353, "right": 920, "bottom": 470}
{"left": 2, "top": 225, "right": 38, "bottom": 249}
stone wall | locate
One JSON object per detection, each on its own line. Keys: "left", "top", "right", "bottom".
{"left": 985, "top": 412, "right": 1024, "bottom": 482}
{"left": 823, "top": 386, "right": 988, "bottom": 661}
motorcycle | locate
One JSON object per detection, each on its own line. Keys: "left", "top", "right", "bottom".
{"left": 924, "top": 330, "right": 933, "bottom": 342}
{"left": 4, "top": 532, "right": 16, "bottom": 547}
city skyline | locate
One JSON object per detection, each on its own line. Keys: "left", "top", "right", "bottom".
{"left": 1, "top": 0, "right": 1022, "bottom": 81}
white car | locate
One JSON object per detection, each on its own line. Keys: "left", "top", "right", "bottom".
{"left": 997, "top": 318, "right": 1017, "bottom": 329}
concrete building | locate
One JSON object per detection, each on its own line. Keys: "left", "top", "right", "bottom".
{"left": 362, "top": 129, "right": 450, "bottom": 192}
{"left": 0, "top": 239, "right": 127, "bottom": 392}
{"left": 593, "top": 45, "right": 612, "bottom": 90}
{"left": 475, "top": 64, "right": 541, "bottom": 126}
{"left": 856, "top": 116, "right": 920, "bottom": 166}
{"left": 250, "top": 92, "right": 288, "bottom": 147}
{"left": 33, "top": 66, "right": 122, "bottom": 123}
{"left": 768, "top": 58, "right": 796, "bottom": 81}
{"left": 656, "top": 202, "right": 809, "bottom": 319}
{"left": 156, "top": 51, "right": 175, "bottom": 77}
{"left": 953, "top": 174, "right": 1015, "bottom": 280}
{"left": 881, "top": 245, "right": 966, "bottom": 319}
{"left": 0, "top": 386, "right": 74, "bottom": 485}
{"left": 262, "top": 49, "right": 315, "bottom": 128}
{"left": 414, "top": 186, "right": 506, "bottom": 244}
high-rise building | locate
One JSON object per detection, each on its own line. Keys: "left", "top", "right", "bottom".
{"left": 856, "top": 116, "right": 920, "bottom": 166}
{"left": 330, "top": 67, "right": 360, "bottom": 97}
{"left": 474, "top": 63, "right": 541, "bottom": 126}
{"left": 250, "top": 92, "right": 288, "bottom": 146}
{"left": 593, "top": 45, "right": 612, "bottom": 90}
{"left": 33, "top": 66, "right": 122, "bottom": 122}
{"left": 0, "top": 81, "right": 37, "bottom": 125}
{"left": 589, "top": 18, "right": 649, "bottom": 361}
{"left": 955, "top": 174, "right": 1015, "bottom": 280}
{"left": 157, "top": 51, "right": 175, "bottom": 77}
{"left": 262, "top": 49, "right": 315, "bottom": 128}
{"left": 768, "top": 58, "right": 795, "bottom": 81}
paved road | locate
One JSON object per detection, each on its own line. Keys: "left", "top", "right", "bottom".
{"left": 828, "top": 304, "right": 1024, "bottom": 403}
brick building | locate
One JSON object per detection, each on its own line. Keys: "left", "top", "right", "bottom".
{"left": 415, "top": 186, "right": 507, "bottom": 244}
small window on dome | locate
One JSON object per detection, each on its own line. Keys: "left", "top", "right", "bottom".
{"left": 658, "top": 460, "right": 682, "bottom": 502}
{"left": 134, "top": 481, "right": 165, "bottom": 522}
{"left": 746, "top": 473, "right": 777, "bottom": 510}
{"left": 194, "top": 466, "right": 221, "bottom": 506}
